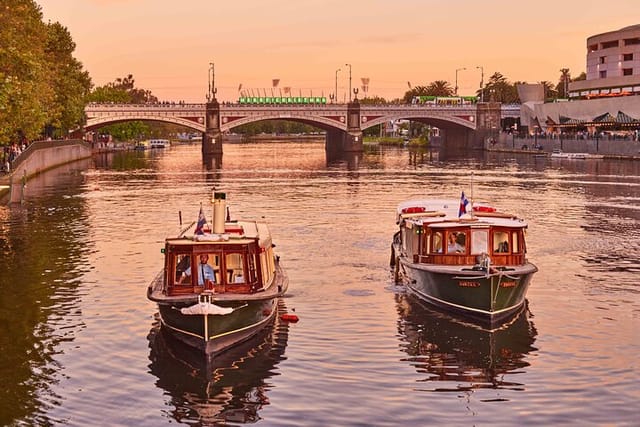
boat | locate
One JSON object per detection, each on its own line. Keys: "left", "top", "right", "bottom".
{"left": 147, "top": 299, "right": 291, "bottom": 425}
{"left": 149, "top": 138, "right": 170, "bottom": 148}
{"left": 550, "top": 149, "right": 603, "bottom": 159}
{"left": 147, "top": 191, "right": 289, "bottom": 355}
{"left": 390, "top": 194, "right": 538, "bottom": 326}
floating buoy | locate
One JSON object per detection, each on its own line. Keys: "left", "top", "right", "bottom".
{"left": 280, "top": 313, "right": 299, "bottom": 322}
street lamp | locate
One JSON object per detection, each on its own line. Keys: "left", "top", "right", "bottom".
{"left": 345, "top": 63, "right": 352, "bottom": 102}
{"left": 455, "top": 67, "right": 466, "bottom": 96}
{"left": 476, "top": 66, "right": 484, "bottom": 102}
{"left": 334, "top": 68, "right": 341, "bottom": 104}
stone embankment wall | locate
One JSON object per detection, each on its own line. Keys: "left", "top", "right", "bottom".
{"left": 493, "top": 134, "right": 640, "bottom": 157}
{"left": 2, "top": 139, "right": 93, "bottom": 203}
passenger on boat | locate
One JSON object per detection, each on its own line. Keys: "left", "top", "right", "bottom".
{"left": 447, "top": 233, "right": 464, "bottom": 253}
{"left": 496, "top": 241, "right": 509, "bottom": 253}
{"left": 181, "top": 254, "right": 216, "bottom": 286}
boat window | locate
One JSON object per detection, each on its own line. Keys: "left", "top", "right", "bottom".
{"left": 493, "top": 231, "right": 509, "bottom": 253}
{"left": 470, "top": 229, "right": 488, "bottom": 255}
{"left": 176, "top": 252, "right": 220, "bottom": 287}
{"left": 512, "top": 231, "right": 520, "bottom": 253}
{"left": 432, "top": 231, "right": 443, "bottom": 253}
{"left": 173, "top": 254, "right": 191, "bottom": 284}
{"left": 225, "top": 252, "right": 246, "bottom": 284}
{"left": 447, "top": 231, "right": 465, "bottom": 254}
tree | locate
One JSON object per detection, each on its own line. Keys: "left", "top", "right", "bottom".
{"left": 0, "top": 1, "right": 92, "bottom": 144}
{"left": 539, "top": 80, "right": 558, "bottom": 101}
{"left": 0, "top": 0, "right": 51, "bottom": 144}
{"left": 402, "top": 81, "right": 454, "bottom": 103}
{"left": 557, "top": 68, "right": 571, "bottom": 98}
{"left": 483, "top": 72, "right": 519, "bottom": 103}
{"left": 44, "top": 22, "right": 92, "bottom": 137}
{"left": 87, "top": 75, "right": 159, "bottom": 141}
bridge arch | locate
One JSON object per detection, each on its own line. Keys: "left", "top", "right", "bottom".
{"left": 85, "top": 115, "right": 205, "bottom": 132}
{"left": 362, "top": 111, "right": 476, "bottom": 131}
{"left": 221, "top": 113, "right": 347, "bottom": 132}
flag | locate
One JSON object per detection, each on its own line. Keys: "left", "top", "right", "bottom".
{"left": 272, "top": 79, "right": 280, "bottom": 88}
{"left": 195, "top": 204, "right": 207, "bottom": 235}
{"left": 458, "top": 192, "right": 469, "bottom": 217}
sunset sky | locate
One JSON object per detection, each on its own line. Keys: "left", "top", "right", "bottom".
{"left": 37, "top": 0, "right": 638, "bottom": 103}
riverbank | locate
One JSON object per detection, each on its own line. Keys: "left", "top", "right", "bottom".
{"left": 488, "top": 133, "right": 640, "bottom": 160}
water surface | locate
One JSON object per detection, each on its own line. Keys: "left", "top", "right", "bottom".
{"left": 1, "top": 142, "right": 638, "bottom": 426}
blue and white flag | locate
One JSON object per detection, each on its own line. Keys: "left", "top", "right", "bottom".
{"left": 458, "top": 192, "right": 469, "bottom": 217}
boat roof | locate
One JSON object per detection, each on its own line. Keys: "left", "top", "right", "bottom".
{"left": 166, "top": 220, "right": 273, "bottom": 248}
{"left": 396, "top": 199, "right": 528, "bottom": 228}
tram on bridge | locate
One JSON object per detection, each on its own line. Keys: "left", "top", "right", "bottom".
{"left": 238, "top": 96, "right": 327, "bottom": 105}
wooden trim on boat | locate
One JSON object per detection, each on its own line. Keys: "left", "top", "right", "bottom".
{"left": 473, "top": 211, "right": 519, "bottom": 219}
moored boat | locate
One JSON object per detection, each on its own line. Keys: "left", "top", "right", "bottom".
{"left": 391, "top": 194, "right": 537, "bottom": 326}
{"left": 149, "top": 138, "right": 170, "bottom": 148}
{"left": 147, "top": 191, "right": 288, "bottom": 355}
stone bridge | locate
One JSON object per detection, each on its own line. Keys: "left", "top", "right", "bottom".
{"left": 84, "top": 102, "right": 520, "bottom": 155}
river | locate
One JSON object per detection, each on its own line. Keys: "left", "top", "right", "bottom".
{"left": 0, "top": 142, "right": 638, "bottom": 426}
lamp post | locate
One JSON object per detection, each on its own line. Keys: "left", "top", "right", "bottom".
{"left": 476, "top": 66, "right": 484, "bottom": 102}
{"left": 345, "top": 63, "right": 352, "bottom": 102}
{"left": 334, "top": 68, "right": 341, "bottom": 104}
{"left": 455, "top": 67, "right": 466, "bottom": 96}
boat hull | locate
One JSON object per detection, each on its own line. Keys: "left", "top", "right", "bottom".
{"left": 157, "top": 298, "right": 279, "bottom": 355}
{"left": 398, "top": 256, "right": 536, "bottom": 326}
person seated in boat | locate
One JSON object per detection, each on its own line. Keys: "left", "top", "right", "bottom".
{"left": 180, "top": 254, "right": 216, "bottom": 286}
{"left": 447, "top": 232, "right": 464, "bottom": 253}
{"left": 496, "top": 241, "right": 509, "bottom": 253}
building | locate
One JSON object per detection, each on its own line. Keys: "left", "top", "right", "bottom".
{"left": 519, "top": 24, "right": 640, "bottom": 132}
{"left": 569, "top": 24, "right": 640, "bottom": 99}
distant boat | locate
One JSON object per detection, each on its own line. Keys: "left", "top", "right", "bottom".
{"left": 550, "top": 149, "right": 603, "bottom": 159}
{"left": 149, "top": 139, "right": 170, "bottom": 148}
{"left": 391, "top": 197, "right": 537, "bottom": 326}
{"left": 147, "top": 191, "right": 289, "bottom": 355}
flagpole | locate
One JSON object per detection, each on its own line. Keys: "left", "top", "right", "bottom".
{"left": 470, "top": 172, "right": 475, "bottom": 216}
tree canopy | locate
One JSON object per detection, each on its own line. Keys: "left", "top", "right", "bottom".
{"left": 0, "top": 0, "right": 91, "bottom": 144}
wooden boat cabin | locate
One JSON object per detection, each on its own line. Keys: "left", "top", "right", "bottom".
{"left": 397, "top": 205, "right": 529, "bottom": 267}
{"left": 161, "top": 221, "right": 277, "bottom": 297}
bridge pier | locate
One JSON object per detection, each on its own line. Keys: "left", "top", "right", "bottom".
{"left": 474, "top": 102, "right": 502, "bottom": 148}
{"left": 325, "top": 100, "right": 363, "bottom": 154}
{"left": 202, "top": 100, "right": 223, "bottom": 156}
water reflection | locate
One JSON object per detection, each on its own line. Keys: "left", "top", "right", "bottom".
{"left": 147, "top": 302, "right": 290, "bottom": 425}
{"left": 0, "top": 162, "right": 91, "bottom": 426}
{"left": 395, "top": 293, "right": 537, "bottom": 394}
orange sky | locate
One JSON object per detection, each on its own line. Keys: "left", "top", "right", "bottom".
{"left": 37, "top": 0, "right": 638, "bottom": 103}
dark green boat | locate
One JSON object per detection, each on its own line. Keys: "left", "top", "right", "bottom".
{"left": 391, "top": 197, "right": 537, "bottom": 327}
{"left": 148, "top": 192, "right": 288, "bottom": 355}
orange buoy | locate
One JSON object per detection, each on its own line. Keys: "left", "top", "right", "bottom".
{"left": 280, "top": 313, "right": 299, "bottom": 322}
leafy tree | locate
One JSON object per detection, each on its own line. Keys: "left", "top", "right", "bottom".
{"left": 0, "top": 0, "right": 51, "bottom": 144}
{"left": 0, "top": 1, "right": 92, "bottom": 144}
{"left": 402, "top": 81, "right": 454, "bottom": 103}
{"left": 539, "top": 80, "right": 558, "bottom": 101}
{"left": 556, "top": 68, "right": 571, "bottom": 98}
{"left": 483, "top": 72, "right": 519, "bottom": 103}
{"left": 87, "top": 74, "right": 159, "bottom": 140}
{"left": 426, "top": 80, "right": 454, "bottom": 96}
{"left": 573, "top": 72, "right": 586, "bottom": 81}
{"left": 44, "top": 22, "right": 92, "bottom": 137}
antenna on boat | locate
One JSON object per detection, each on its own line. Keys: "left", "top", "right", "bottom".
{"left": 469, "top": 172, "right": 475, "bottom": 216}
